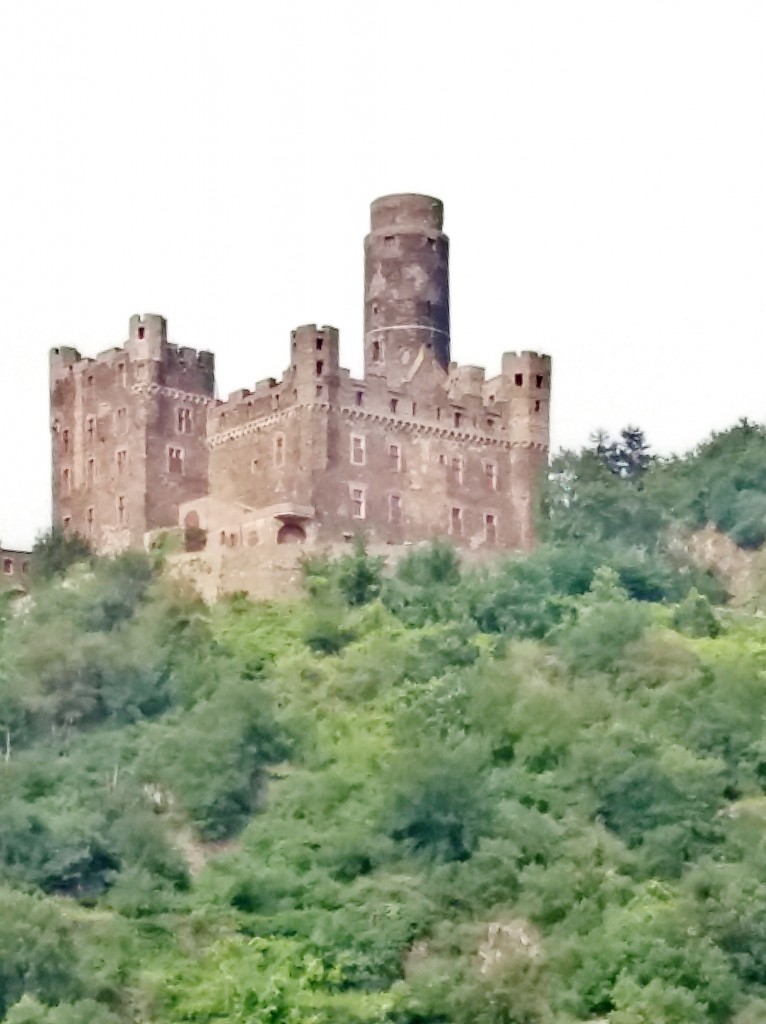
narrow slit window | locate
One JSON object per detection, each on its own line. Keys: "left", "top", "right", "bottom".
{"left": 451, "top": 507, "right": 463, "bottom": 535}
{"left": 274, "top": 434, "right": 285, "bottom": 467}
{"left": 351, "top": 434, "right": 366, "bottom": 465}
{"left": 514, "top": 373, "right": 523, "bottom": 386}
{"left": 316, "top": 360, "right": 324, "bottom": 376}
{"left": 355, "top": 391, "right": 364, "bottom": 406}
{"left": 351, "top": 486, "right": 366, "bottom": 519}
{"left": 137, "top": 326, "right": 145, "bottom": 340}
{"left": 116, "top": 496, "right": 126, "bottom": 525}
{"left": 485, "top": 462, "right": 497, "bottom": 490}
{"left": 372, "top": 340, "right": 383, "bottom": 364}
{"left": 177, "top": 408, "right": 193, "bottom": 433}
{"left": 485, "top": 513, "right": 497, "bottom": 544}
{"left": 389, "top": 442, "right": 401, "bottom": 472}
{"left": 454, "top": 412, "right": 462, "bottom": 427}
{"left": 86, "top": 458, "right": 95, "bottom": 486}
{"left": 390, "top": 398, "right": 398, "bottom": 414}
{"left": 536, "top": 374, "right": 544, "bottom": 388}
{"left": 116, "top": 450, "right": 127, "bottom": 474}
{"left": 62, "top": 467, "right": 71, "bottom": 495}
{"left": 389, "top": 494, "right": 402, "bottom": 524}
{"left": 62, "top": 429, "right": 70, "bottom": 453}
{"left": 86, "top": 417, "right": 95, "bottom": 442}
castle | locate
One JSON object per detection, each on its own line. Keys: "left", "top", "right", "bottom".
{"left": 50, "top": 195, "right": 551, "bottom": 590}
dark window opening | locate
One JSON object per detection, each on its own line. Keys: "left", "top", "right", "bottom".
{"left": 168, "top": 447, "right": 184, "bottom": 475}
{"left": 3, "top": 558, "right": 13, "bottom": 575}
{"left": 534, "top": 399, "right": 541, "bottom": 412}
{"left": 485, "top": 513, "right": 497, "bottom": 544}
{"left": 316, "top": 385, "right": 324, "bottom": 397}
{"left": 390, "top": 398, "right": 398, "bottom": 414}
{"left": 536, "top": 374, "right": 544, "bottom": 388}
{"left": 278, "top": 523, "right": 307, "bottom": 545}
{"left": 372, "top": 340, "right": 383, "bottom": 363}
{"left": 412, "top": 402, "right": 417, "bottom": 416}
{"left": 515, "top": 373, "right": 523, "bottom": 386}
{"left": 454, "top": 412, "right": 462, "bottom": 427}
{"left": 316, "top": 337, "right": 323, "bottom": 351}
{"left": 316, "top": 361, "right": 323, "bottom": 376}
{"left": 355, "top": 391, "right": 364, "bottom": 406}
{"left": 137, "top": 326, "right": 145, "bottom": 340}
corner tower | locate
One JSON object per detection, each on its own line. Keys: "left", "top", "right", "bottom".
{"left": 364, "top": 194, "right": 450, "bottom": 389}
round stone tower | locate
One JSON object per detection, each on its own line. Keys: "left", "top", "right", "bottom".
{"left": 364, "top": 194, "right": 450, "bottom": 388}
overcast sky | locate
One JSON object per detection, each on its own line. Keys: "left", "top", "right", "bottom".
{"left": 1, "top": 1, "right": 764, "bottom": 549}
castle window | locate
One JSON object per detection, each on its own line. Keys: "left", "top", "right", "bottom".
{"left": 350, "top": 486, "right": 366, "bottom": 519}
{"left": 316, "top": 360, "right": 324, "bottom": 376}
{"left": 454, "top": 412, "right": 462, "bottom": 427}
{"left": 450, "top": 507, "right": 463, "bottom": 535}
{"left": 86, "top": 458, "right": 96, "bottom": 486}
{"left": 485, "top": 461, "right": 497, "bottom": 490}
{"left": 137, "top": 326, "right": 145, "bottom": 340}
{"left": 436, "top": 408, "right": 442, "bottom": 421}
{"left": 316, "top": 337, "right": 323, "bottom": 351}
{"left": 168, "top": 447, "right": 185, "bottom": 475}
{"left": 515, "top": 373, "right": 523, "bottom": 387}
{"left": 274, "top": 434, "right": 285, "bottom": 467}
{"left": 389, "top": 442, "right": 401, "bottom": 472}
{"left": 86, "top": 507, "right": 95, "bottom": 534}
{"left": 86, "top": 417, "right": 95, "bottom": 442}
{"left": 117, "top": 362, "right": 127, "bottom": 386}
{"left": 389, "top": 493, "right": 402, "bottom": 524}
{"left": 351, "top": 434, "right": 366, "bottom": 465}
{"left": 116, "top": 449, "right": 127, "bottom": 474}
{"left": 485, "top": 513, "right": 497, "bottom": 544}
{"left": 355, "top": 391, "right": 364, "bottom": 406}
{"left": 219, "top": 530, "right": 227, "bottom": 546}
{"left": 372, "top": 303, "right": 379, "bottom": 314}
{"left": 489, "top": 394, "right": 496, "bottom": 403}
{"left": 438, "top": 453, "right": 446, "bottom": 466}
{"left": 372, "top": 340, "right": 383, "bottom": 364}
{"left": 536, "top": 374, "right": 544, "bottom": 388}
{"left": 390, "top": 398, "right": 398, "bottom": 414}
{"left": 412, "top": 402, "right": 417, "bottom": 416}
{"left": 116, "top": 496, "right": 126, "bottom": 525}
{"left": 384, "top": 235, "right": 395, "bottom": 247}
{"left": 116, "top": 407, "right": 128, "bottom": 433}
{"left": 450, "top": 456, "right": 463, "bottom": 485}
{"left": 250, "top": 458, "right": 259, "bottom": 474}
{"left": 3, "top": 558, "right": 13, "bottom": 575}
{"left": 22, "top": 562, "right": 29, "bottom": 574}
{"left": 534, "top": 400, "right": 541, "bottom": 412}
{"left": 62, "top": 429, "right": 70, "bottom": 454}
{"left": 86, "top": 374, "right": 94, "bottom": 387}
{"left": 486, "top": 418, "right": 496, "bottom": 431}
{"left": 177, "top": 408, "right": 193, "bottom": 433}
{"left": 316, "top": 385, "right": 324, "bottom": 397}
{"left": 62, "top": 468, "right": 71, "bottom": 495}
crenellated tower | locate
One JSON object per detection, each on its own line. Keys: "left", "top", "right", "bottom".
{"left": 50, "top": 315, "right": 215, "bottom": 551}
{"left": 364, "top": 194, "right": 450, "bottom": 389}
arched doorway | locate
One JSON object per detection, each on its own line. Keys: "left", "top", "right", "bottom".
{"left": 277, "top": 523, "right": 306, "bottom": 545}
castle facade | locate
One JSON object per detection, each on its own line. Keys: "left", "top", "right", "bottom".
{"left": 50, "top": 195, "right": 551, "bottom": 575}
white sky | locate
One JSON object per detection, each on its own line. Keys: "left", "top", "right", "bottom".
{"left": 1, "top": 1, "right": 764, "bottom": 549}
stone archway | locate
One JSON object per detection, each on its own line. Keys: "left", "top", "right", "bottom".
{"left": 277, "top": 523, "right": 307, "bottom": 545}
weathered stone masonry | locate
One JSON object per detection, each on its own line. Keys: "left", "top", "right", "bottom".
{"left": 50, "top": 194, "right": 552, "bottom": 568}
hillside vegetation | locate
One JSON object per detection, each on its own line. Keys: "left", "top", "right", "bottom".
{"left": 2, "top": 423, "right": 766, "bottom": 1022}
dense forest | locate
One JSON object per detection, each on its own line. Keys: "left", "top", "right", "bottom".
{"left": 3, "top": 422, "right": 766, "bottom": 1023}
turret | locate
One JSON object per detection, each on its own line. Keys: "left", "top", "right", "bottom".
{"left": 502, "top": 351, "right": 551, "bottom": 449}
{"left": 290, "top": 324, "right": 340, "bottom": 403}
{"left": 126, "top": 313, "right": 168, "bottom": 360}
{"left": 364, "top": 194, "right": 450, "bottom": 388}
